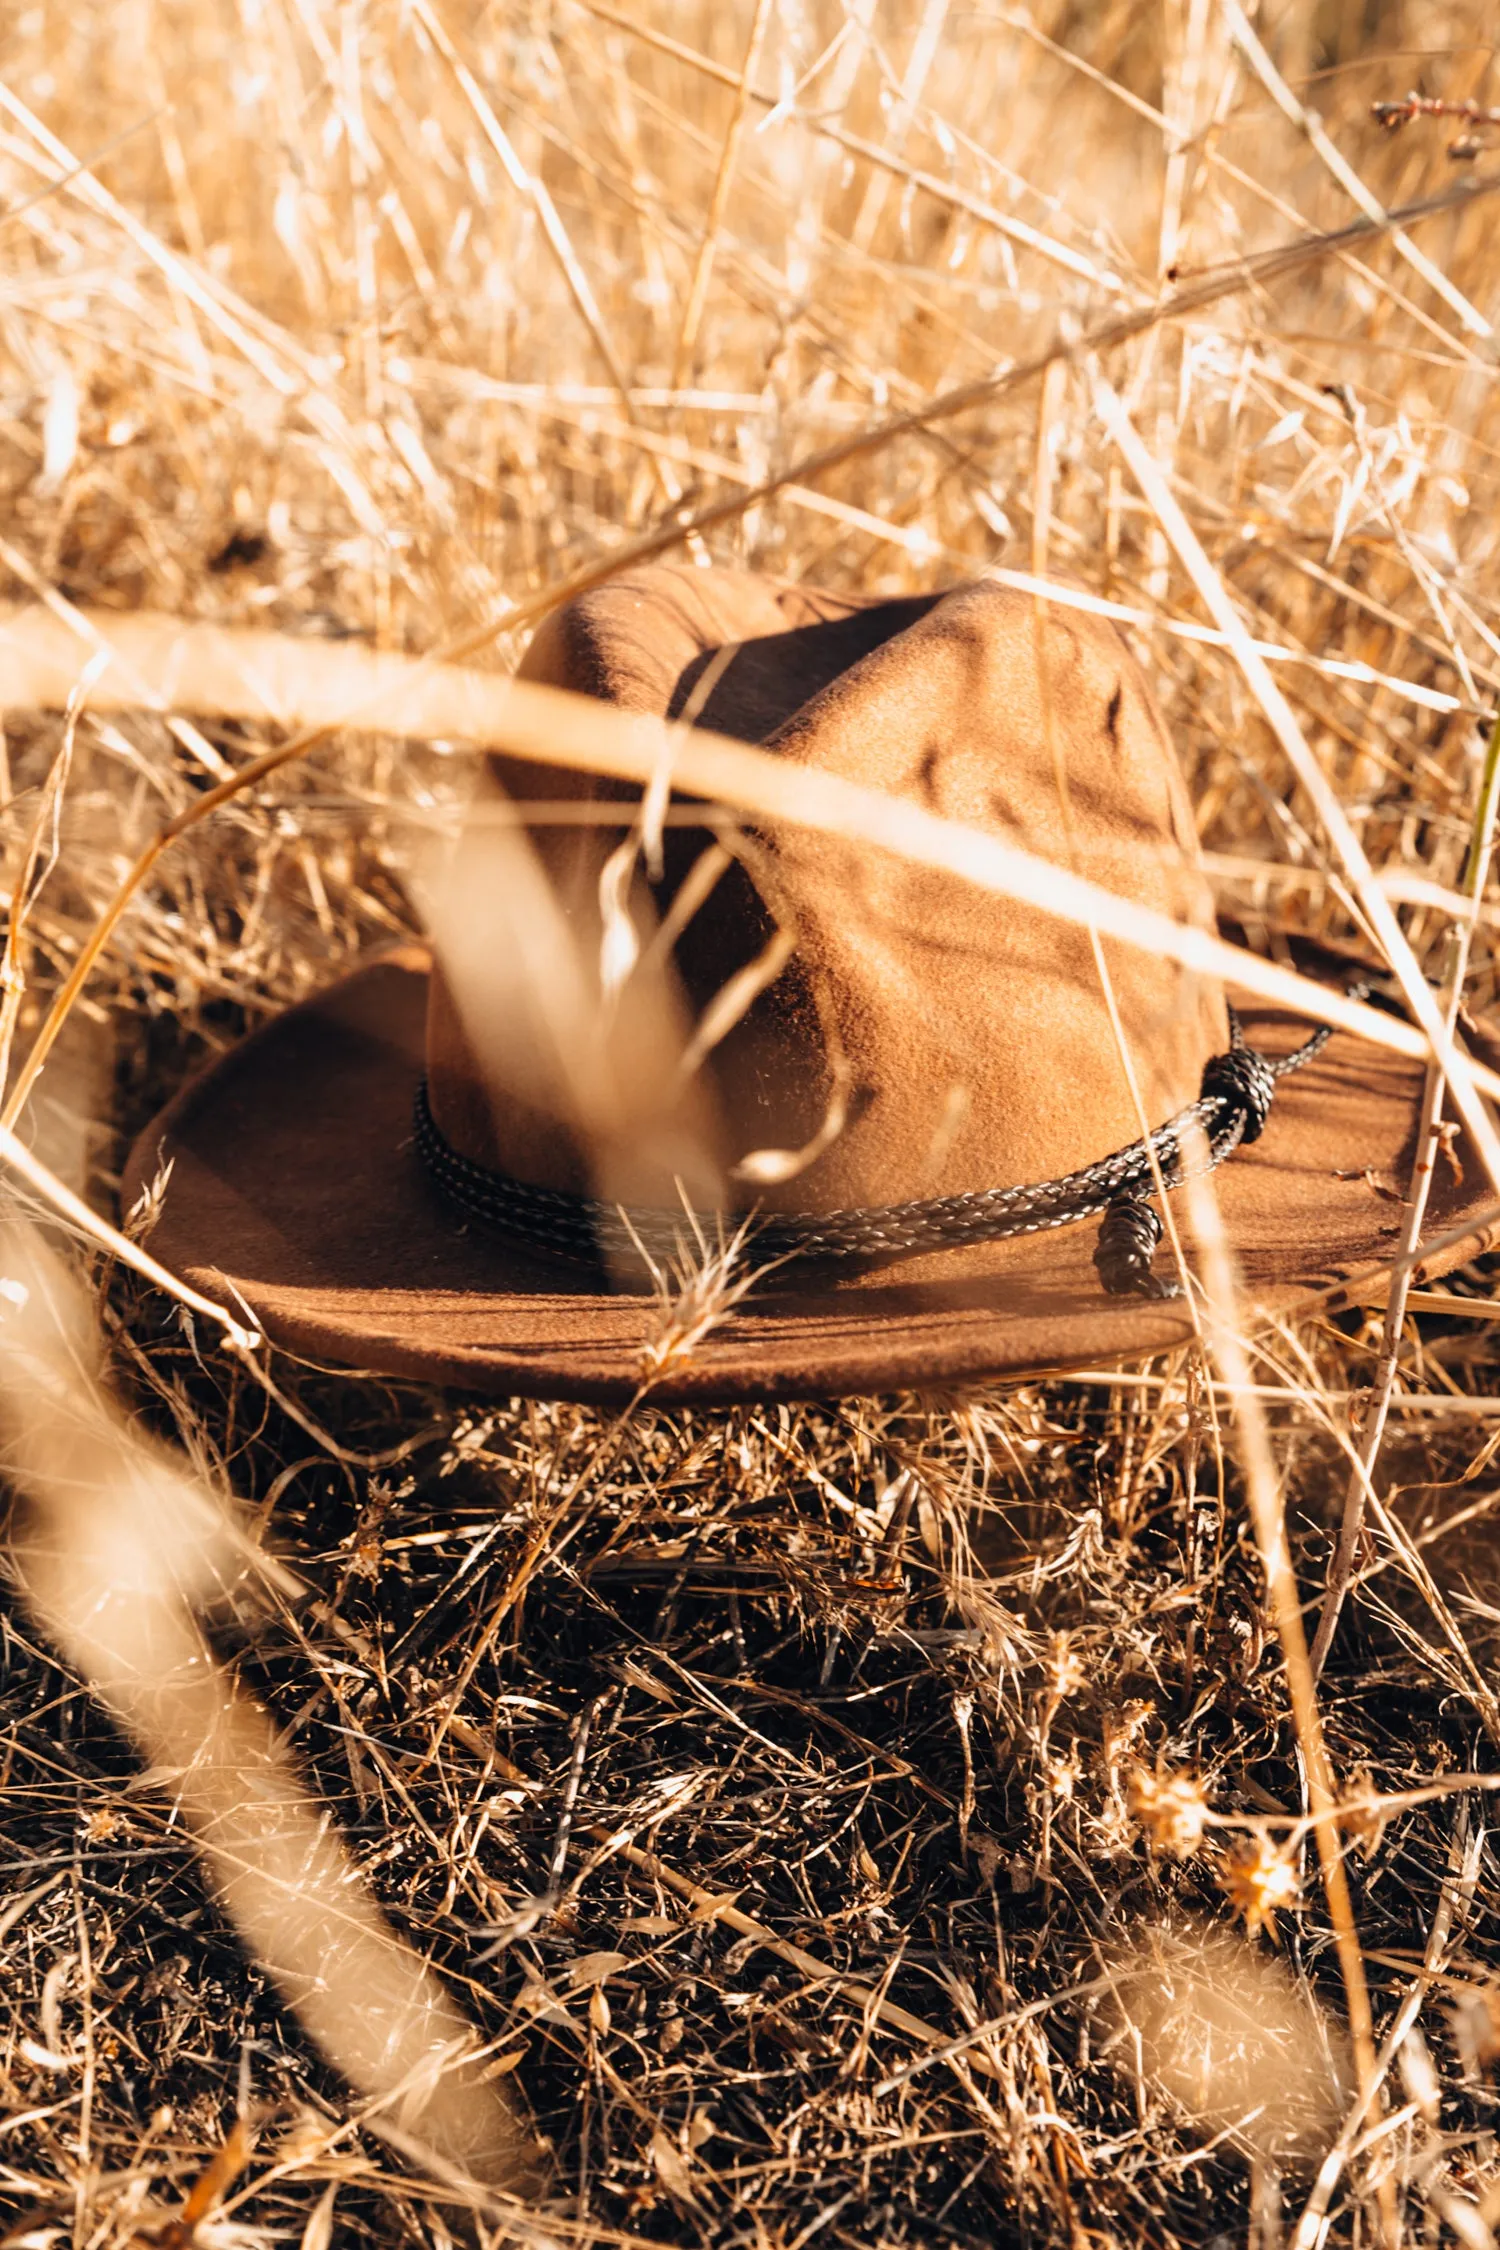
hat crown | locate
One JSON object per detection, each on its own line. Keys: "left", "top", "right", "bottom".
{"left": 424, "top": 568, "right": 1227, "bottom": 1230}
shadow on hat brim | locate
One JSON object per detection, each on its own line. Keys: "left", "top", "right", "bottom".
{"left": 121, "top": 947, "right": 1499, "bottom": 1405}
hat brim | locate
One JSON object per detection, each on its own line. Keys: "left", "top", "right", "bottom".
{"left": 122, "top": 947, "right": 1497, "bottom": 1404}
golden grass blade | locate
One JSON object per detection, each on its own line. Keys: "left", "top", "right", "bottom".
{"left": 1177, "top": 1143, "right": 1383, "bottom": 2198}
{"left": 0, "top": 533, "right": 234, "bottom": 779}
{"left": 1309, "top": 708, "right": 1500, "bottom": 1681}
{"left": 0, "top": 666, "right": 86, "bottom": 1103}
{"left": 1095, "top": 377, "right": 1500, "bottom": 1194}
{"left": 1222, "top": 0, "right": 1493, "bottom": 342}
{"left": 1201, "top": 857, "right": 1500, "bottom": 919}
{"left": 846, "top": 0, "right": 951, "bottom": 254}
{"left": 1059, "top": 1368, "right": 1500, "bottom": 1417}
{"left": 0, "top": 1218, "right": 545, "bottom": 2194}
{"left": 576, "top": 0, "right": 1124, "bottom": 292}
{"left": 413, "top": 778, "right": 722, "bottom": 1215}
{"left": 977, "top": 566, "right": 1475, "bottom": 717}
{"left": 0, "top": 84, "right": 305, "bottom": 399}
{"left": 669, "top": 0, "right": 773, "bottom": 390}
{"left": 410, "top": 0, "right": 633, "bottom": 410}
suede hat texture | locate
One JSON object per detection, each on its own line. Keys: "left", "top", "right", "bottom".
{"left": 123, "top": 569, "right": 1494, "bottom": 1403}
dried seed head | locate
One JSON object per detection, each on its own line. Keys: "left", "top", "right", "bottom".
{"left": 81, "top": 1804, "right": 131, "bottom": 1846}
{"left": 123, "top": 1154, "right": 175, "bottom": 1245}
{"left": 1046, "top": 1630, "right": 1085, "bottom": 1703}
{"left": 1218, "top": 1835, "right": 1302, "bottom": 1940}
{"left": 1127, "top": 1763, "right": 1210, "bottom": 1860}
{"left": 1046, "top": 1747, "right": 1081, "bottom": 1803}
{"left": 635, "top": 1213, "right": 774, "bottom": 1379}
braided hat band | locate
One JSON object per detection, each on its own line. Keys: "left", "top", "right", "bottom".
{"left": 412, "top": 1005, "right": 1340, "bottom": 1302}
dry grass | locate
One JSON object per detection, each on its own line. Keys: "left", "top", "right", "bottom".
{"left": 6, "top": 1, "right": 1500, "bottom": 2243}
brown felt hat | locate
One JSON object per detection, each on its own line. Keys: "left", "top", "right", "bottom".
{"left": 124, "top": 569, "right": 1494, "bottom": 1403}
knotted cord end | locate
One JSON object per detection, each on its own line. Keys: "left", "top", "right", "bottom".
{"left": 1199, "top": 1042, "right": 1276, "bottom": 1144}
{"left": 1094, "top": 1194, "right": 1178, "bottom": 1300}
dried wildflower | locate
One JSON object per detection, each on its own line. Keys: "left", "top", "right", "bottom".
{"left": 1127, "top": 1763, "right": 1210, "bottom": 1860}
{"left": 1218, "top": 1836, "right": 1302, "bottom": 1940}
{"left": 1045, "top": 1747, "right": 1081, "bottom": 1803}
{"left": 80, "top": 1803, "right": 132, "bottom": 1846}
{"left": 1046, "top": 1629, "right": 1085, "bottom": 1703}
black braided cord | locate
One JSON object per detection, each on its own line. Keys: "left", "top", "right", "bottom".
{"left": 411, "top": 1001, "right": 1341, "bottom": 1299}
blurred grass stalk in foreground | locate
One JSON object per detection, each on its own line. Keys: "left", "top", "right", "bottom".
{"left": 0, "top": 1212, "right": 546, "bottom": 2195}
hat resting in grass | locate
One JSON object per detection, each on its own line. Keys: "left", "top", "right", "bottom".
{"left": 123, "top": 569, "right": 1492, "bottom": 1402}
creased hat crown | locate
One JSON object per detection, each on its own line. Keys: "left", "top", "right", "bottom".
{"left": 424, "top": 567, "right": 1228, "bottom": 1231}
